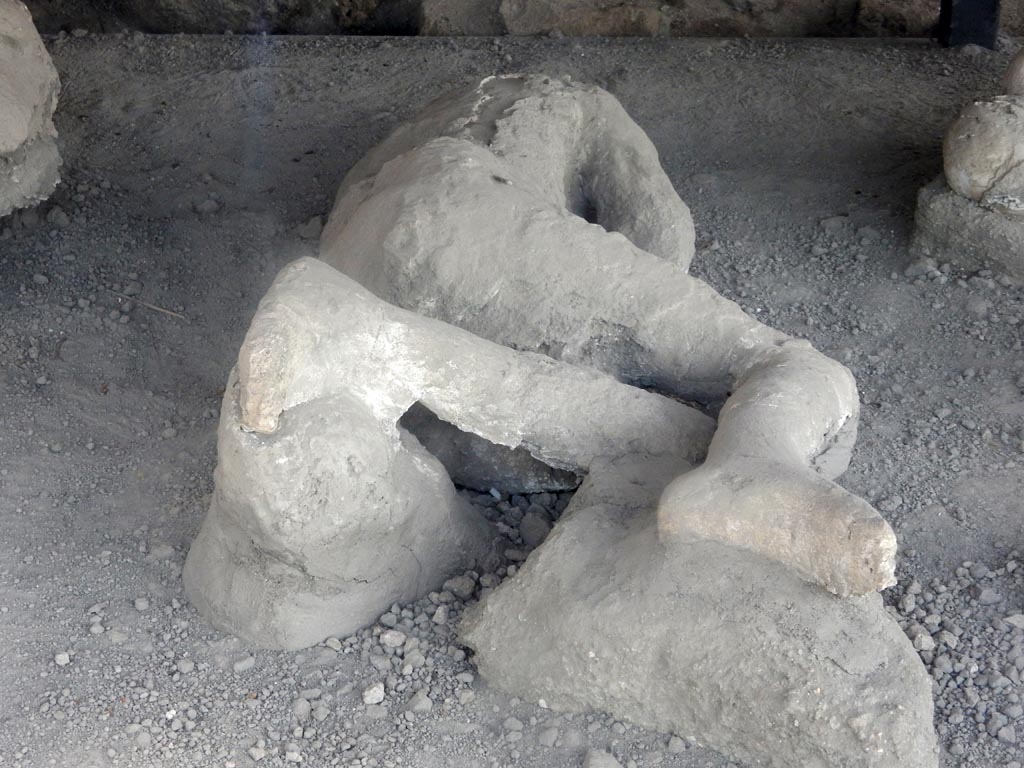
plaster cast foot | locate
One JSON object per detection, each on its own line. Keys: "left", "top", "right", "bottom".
{"left": 657, "top": 458, "right": 897, "bottom": 597}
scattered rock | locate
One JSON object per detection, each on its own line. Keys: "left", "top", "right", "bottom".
{"left": 404, "top": 689, "right": 432, "bottom": 713}
{"left": 362, "top": 682, "right": 385, "bottom": 705}
{"left": 971, "top": 586, "right": 1003, "bottom": 605}
{"left": 380, "top": 630, "right": 407, "bottom": 648}
{"left": 46, "top": 205, "right": 69, "bottom": 228}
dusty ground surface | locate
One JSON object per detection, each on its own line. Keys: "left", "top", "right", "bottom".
{"left": 2, "top": 32, "right": 1024, "bottom": 768}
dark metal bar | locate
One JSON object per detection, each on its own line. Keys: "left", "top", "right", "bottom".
{"left": 939, "top": 0, "right": 1002, "bottom": 48}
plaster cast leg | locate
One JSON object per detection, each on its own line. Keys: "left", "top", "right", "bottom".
{"left": 235, "top": 258, "right": 712, "bottom": 468}
{"left": 459, "top": 454, "right": 937, "bottom": 768}
{"left": 183, "top": 380, "right": 492, "bottom": 650}
{"left": 658, "top": 344, "right": 895, "bottom": 596}
{"left": 323, "top": 142, "right": 896, "bottom": 594}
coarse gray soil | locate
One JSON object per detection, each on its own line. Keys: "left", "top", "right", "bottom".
{"left": 2, "top": 31, "right": 1024, "bottom": 768}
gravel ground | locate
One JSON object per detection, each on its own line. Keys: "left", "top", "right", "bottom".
{"left": 2, "top": 32, "right": 1024, "bottom": 768}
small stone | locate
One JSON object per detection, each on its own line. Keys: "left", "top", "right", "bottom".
{"left": 233, "top": 656, "right": 255, "bottom": 673}
{"left": 46, "top": 206, "right": 70, "bottom": 228}
{"left": 402, "top": 649, "right": 425, "bottom": 671}
{"left": 503, "top": 716, "right": 524, "bottom": 731}
{"left": 857, "top": 226, "right": 881, "bottom": 242}
{"left": 362, "top": 682, "right": 385, "bottom": 705}
{"left": 1005, "top": 614, "right": 1024, "bottom": 629}
{"left": 404, "top": 689, "right": 432, "bottom": 713}
{"left": 667, "top": 735, "right": 686, "bottom": 753}
{"left": 537, "top": 727, "right": 559, "bottom": 747}
{"left": 998, "top": 725, "right": 1018, "bottom": 744}
{"left": 431, "top": 605, "right": 449, "bottom": 624}
{"left": 519, "top": 511, "right": 552, "bottom": 548}
{"left": 380, "top": 629, "right": 406, "bottom": 648}
{"left": 442, "top": 575, "right": 476, "bottom": 601}
{"left": 54, "top": 652, "right": 70, "bottom": 666}
{"left": 32, "top": 273, "right": 49, "bottom": 285}
{"left": 193, "top": 198, "right": 221, "bottom": 215}
{"left": 913, "top": 633, "right": 936, "bottom": 652}
{"left": 898, "top": 593, "right": 916, "bottom": 613}
{"left": 175, "top": 659, "right": 195, "bottom": 674}
{"left": 972, "top": 586, "right": 1003, "bottom": 605}
{"left": 904, "top": 257, "right": 937, "bottom": 279}
{"left": 291, "top": 698, "right": 311, "bottom": 720}
{"left": 133, "top": 597, "right": 150, "bottom": 611}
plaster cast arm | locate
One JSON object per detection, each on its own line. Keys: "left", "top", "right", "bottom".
{"left": 236, "top": 257, "right": 714, "bottom": 473}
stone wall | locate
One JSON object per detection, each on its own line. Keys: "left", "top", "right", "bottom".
{"left": 23, "top": 0, "right": 1024, "bottom": 37}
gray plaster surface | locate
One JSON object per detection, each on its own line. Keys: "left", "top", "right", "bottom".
{"left": 0, "top": 0, "right": 61, "bottom": 216}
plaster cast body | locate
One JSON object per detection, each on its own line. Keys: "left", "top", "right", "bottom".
{"left": 321, "top": 74, "right": 896, "bottom": 597}
{"left": 0, "top": 0, "right": 61, "bottom": 216}
{"left": 183, "top": 74, "right": 934, "bottom": 768}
